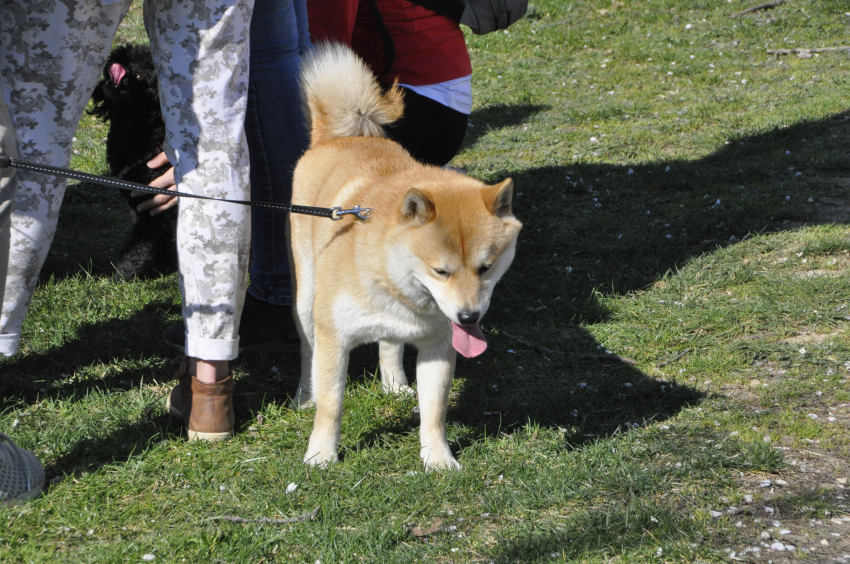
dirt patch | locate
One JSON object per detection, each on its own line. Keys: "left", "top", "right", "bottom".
{"left": 779, "top": 332, "right": 845, "bottom": 345}
{"left": 793, "top": 269, "right": 842, "bottom": 279}
{"left": 722, "top": 440, "right": 850, "bottom": 563}
{"left": 717, "top": 378, "right": 850, "bottom": 562}
{"left": 814, "top": 196, "right": 850, "bottom": 225}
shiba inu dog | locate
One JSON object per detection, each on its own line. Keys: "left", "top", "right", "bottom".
{"left": 290, "top": 43, "right": 522, "bottom": 470}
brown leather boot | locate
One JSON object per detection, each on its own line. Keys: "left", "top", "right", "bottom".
{"left": 167, "top": 357, "right": 234, "bottom": 442}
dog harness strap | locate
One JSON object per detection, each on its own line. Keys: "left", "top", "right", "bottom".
{"left": 0, "top": 154, "right": 366, "bottom": 220}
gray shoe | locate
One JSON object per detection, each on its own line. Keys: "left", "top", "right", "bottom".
{"left": 0, "top": 433, "right": 45, "bottom": 504}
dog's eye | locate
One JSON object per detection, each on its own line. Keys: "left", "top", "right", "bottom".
{"left": 478, "top": 264, "right": 492, "bottom": 276}
{"left": 432, "top": 268, "right": 450, "bottom": 277}
{"left": 135, "top": 72, "right": 146, "bottom": 81}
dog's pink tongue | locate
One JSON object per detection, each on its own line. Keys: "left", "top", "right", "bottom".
{"left": 108, "top": 63, "right": 126, "bottom": 86}
{"left": 450, "top": 321, "right": 487, "bottom": 358}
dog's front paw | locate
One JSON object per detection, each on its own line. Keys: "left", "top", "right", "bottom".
{"left": 384, "top": 383, "right": 415, "bottom": 396}
{"left": 303, "top": 447, "right": 338, "bottom": 467}
{"left": 304, "top": 431, "right": 339, "bottom": 467}
{"left": 420, "top": 445, "right": 461, "bottom": 471}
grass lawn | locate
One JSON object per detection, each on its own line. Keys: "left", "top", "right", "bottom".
{"left": 2, "top": 0, "right": 849, "bottom": 562}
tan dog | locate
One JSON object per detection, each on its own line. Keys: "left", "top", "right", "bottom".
{"left": 290, "top": 44, "right": 522, "bottom": 470}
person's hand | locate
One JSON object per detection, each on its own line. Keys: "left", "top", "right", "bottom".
{"left": 130, "top": 152, "right": 178, "bottom": 216}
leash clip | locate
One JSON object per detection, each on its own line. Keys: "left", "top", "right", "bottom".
{"left": 330, "top": 205, "right": 372, "bottom": 221}
{"left": 0, "top": 154, "right": 11, "bottom": 169}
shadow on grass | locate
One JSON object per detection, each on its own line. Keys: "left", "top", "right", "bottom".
{"left": 45, "top": 412, "right": 179, "bottom": 482}
{"left": 463, "top": 103, "right": 550, "bottom": 148}
{"left": 0, "top": 300, "right": 179, "bottom": 407}
{"left": 40, "top": 182, "right": 131, "bottom": 282}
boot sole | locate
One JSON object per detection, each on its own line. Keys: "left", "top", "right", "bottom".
{"left": 2, "top": 485, "right": 43, "bottom": 505}
{"left": 187, "top": 430, "right": 233, "bottom": 442}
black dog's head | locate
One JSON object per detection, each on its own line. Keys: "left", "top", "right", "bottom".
{"left": 90, "top": 43, "right": 160, "bottom": 123}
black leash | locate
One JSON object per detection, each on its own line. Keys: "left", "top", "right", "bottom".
{"left": 0, "top": 153, "right": 372, "bottom": 221}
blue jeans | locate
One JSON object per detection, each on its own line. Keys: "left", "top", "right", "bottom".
{"left": 245, "top": 0, "right": 312, "bottom": 307}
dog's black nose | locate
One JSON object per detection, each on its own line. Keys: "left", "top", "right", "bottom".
{"left": 457, "top": 311, "right": 480, "bottom": 325}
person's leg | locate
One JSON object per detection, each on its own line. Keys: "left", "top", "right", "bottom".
{"left": 0, "top": 0, "right": 132, "bottom": 356}
{"left": 241, "top": 0, "right": 311, "bottom": 346}
{"left": 145, "top": 0, "right": 253, "bottom": 438}
{"left": 0, "top": 83, "right": 18, "bottom": 312}
{"left": 0, "top": 89, "right": 44, "bottom": 503}
{"left": 382, "top": 86, "right": 468, "bottom": 167}
{"left": 161, "top": 0, "right": 311, "bottom": 350}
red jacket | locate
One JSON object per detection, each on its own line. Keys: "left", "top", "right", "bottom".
{"left": 308, "top": 0, "right": 471, "bottom": 86}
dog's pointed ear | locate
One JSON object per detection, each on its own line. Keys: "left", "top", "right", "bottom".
{"left": 400, "top": 188, "right": 435, "bottom": 224}
{"left": 482, "top": 178, "right": 514, "bottom": 217}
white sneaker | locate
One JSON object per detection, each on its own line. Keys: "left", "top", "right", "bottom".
{"left": 0, "top": 432, "right": 45, "bottom": 504}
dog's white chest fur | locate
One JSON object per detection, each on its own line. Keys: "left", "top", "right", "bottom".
{"left": 331, "top": 286, "right": 449, "bottom": 347}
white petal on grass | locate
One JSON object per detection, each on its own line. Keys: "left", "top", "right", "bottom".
{"left": 286, "top": 482, "right": 298, "bottom": 494}
{"left": 142, "top": 556, "right": 155, "bottom": 562}
{"left": 770, "top": 542, "right": 786, "bottom": 551}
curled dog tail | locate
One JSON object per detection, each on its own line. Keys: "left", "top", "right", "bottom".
{"left": 301, "top": 42, "right": 404, "bottom": 147}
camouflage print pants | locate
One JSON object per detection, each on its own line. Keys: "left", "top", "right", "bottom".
{"left": 0, "top": 0, "right": 253, "bottom": 360}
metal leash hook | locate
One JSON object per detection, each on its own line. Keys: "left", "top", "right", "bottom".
{"left": 330, "top": 205, "right": 373, "bottom": 221}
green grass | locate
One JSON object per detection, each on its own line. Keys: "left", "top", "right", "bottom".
{"left": 2, "top": 0, "right": 850, "bottom": 562}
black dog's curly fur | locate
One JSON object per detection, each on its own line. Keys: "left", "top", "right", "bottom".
{"left": 89, "top": 43, "right": 178, "bottom": 281}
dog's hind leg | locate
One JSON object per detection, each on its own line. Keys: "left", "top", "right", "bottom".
{"left": 303, "top": 325, "right": 349, "bottom": 467}
{"left": 290, "top": 218, "right": 316, "bottom": 410}
{"left": 379, "top": 341, "right": 414, "bottom": 395}
{"left": 293, "top": 336, "right": 315, "bottom": 409}
{"left": 415, "top": 337, "right": 461, "bottom": 470}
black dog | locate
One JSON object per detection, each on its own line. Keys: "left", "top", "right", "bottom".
{"left": 89, "top": 43, "right": 178, "bottom": 281}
